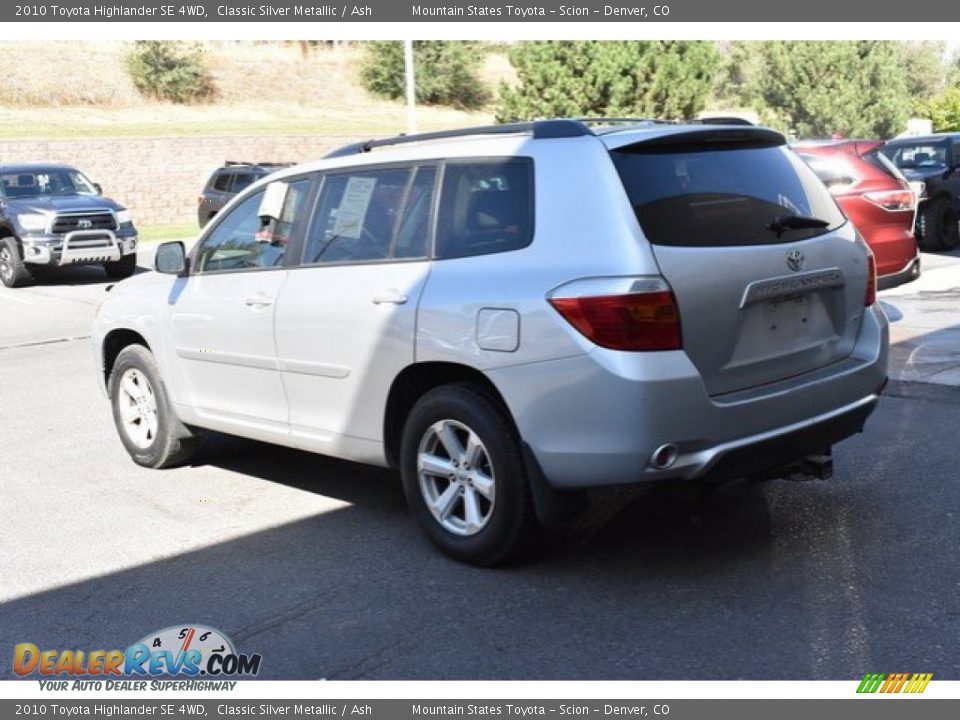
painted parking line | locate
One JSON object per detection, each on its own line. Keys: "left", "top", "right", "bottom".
{"left": 0, "top": 292, "right": 35, "bottom": 305}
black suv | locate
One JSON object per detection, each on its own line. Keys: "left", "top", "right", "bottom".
{"left": 881, "top": 134, "right": 960, "bottom": 251}
{"left": 0, "top": 164, "right": 138, "bottom": 288}
{"left": 197, "top": 161, "right": 291, "bottom": 227}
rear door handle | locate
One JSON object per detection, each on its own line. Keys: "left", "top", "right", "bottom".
{"left": 244, "top": 295, "right": 275, "bottom": 307}
{"left": 372, "top": 289, "right": 408, "bottom": 305}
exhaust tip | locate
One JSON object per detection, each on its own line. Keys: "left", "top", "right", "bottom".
{"left": 650, "top": 443, "right": 679, "bottom": 469}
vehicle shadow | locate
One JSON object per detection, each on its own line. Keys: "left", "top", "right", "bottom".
{"left": 0, "top": 435, "right": 779, "bottom": 681}
{"left": 30, "top": 263, "right": 148, "bottom": 287}
{"left": 189, "top": 431, "right": 777, "bottom": 571}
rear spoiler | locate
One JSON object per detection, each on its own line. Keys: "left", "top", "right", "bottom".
{"left": 610, "top": 127, "right": 786, "bottom": 154}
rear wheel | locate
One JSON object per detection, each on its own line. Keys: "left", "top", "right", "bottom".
{"left": 103, "top": 253, "right": 137, "bottom": 280}
{"left": 0, "top": 237, "right": 33, "bottom": 288}
{"left": 918, "top": 198, "right": 960, "bottom": 251}
{"left": 400, "top": 384, "right": 535, "bottom": 565}
{"left": 109, "top": 344, "right": 197, "bottom": 468}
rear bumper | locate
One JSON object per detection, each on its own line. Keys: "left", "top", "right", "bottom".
{"left": 878, "top": 255, "right": 921, "bottom": 291}
{"left": 488, "top": 304, "right": 888, "bottom": 489}
{"left": 687, "top": 393, "right": 877, "bottom": 484}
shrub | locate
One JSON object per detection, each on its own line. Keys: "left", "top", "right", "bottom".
{"left": 361, "top": 41, "right": 490, "bottom": 109}
{"left": 495, "top": 41, "right": 719, "bottom": 122}
{"left": 125, "top": 41, "right": 215, "bottom": 104}
{"left": 921, "top": 87, "right": 960, "bottom": 133}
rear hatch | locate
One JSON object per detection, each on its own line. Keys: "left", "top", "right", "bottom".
{"left": 607, "top": 127, "right": 869, "bottom": 396}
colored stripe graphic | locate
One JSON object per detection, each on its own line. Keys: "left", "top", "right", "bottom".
{"left": 857, "top": 673, "right": 885, "bottom": 693}
{"left": 857, "top": 672, "right": 932, "bottom": 693}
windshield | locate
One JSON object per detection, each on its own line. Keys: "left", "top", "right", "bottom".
{"left": 881, "top": 142, "right": 949, "bottom": 169}
{"left": 612, "top": 143, "right": 846, "bottom": 247}
{"left": 0, "top": 169, "right": 98, "bottom": 199}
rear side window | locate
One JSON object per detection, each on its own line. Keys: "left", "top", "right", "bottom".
{"left": 232, "top": 173, "right": 256, "bottom": 192}
{"left": 212, "top": 173, "right": 233, "bottom": 192}
{"left": 612, "top": 143, "right": 845, "bottom": 247}
{"left": 435, "top": 160, "right": 533, "bottom": 259}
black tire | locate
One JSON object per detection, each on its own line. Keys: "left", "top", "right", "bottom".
{"left": 109, "top": 344, "right": 197, "bottom": 469}
{"left": 399, "top": 383, "right": 535, "bottom": 566}
{"left": 918, "top": 198, "right": 960, "bottom": 251}
{"left": 103, "top": 253, "right": 137, "bottom": 280}
{"left": 0, "top": 236, "right": 33, "bottom": 288}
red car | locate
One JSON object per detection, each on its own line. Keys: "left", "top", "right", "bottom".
{"left": 794, "top": 140, "right": 920, "bottom": 289}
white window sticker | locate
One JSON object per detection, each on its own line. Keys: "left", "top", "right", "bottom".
{"left": 332, "top": 176, "right": 377, "bottom": 239}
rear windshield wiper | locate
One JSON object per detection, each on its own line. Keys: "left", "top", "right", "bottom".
{"left": 768, "top": 213, "right": 831, "bottom": 238}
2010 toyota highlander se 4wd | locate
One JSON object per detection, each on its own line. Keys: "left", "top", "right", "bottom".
{"left": 93, "top": 119, "right": 889, "bottom": 565}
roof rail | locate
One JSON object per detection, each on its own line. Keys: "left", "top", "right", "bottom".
{"left": 323, "top": 119, "right": 594, "bottom": 159}
{"left": 576, "top": 117, "right": 669, "bottom": 126}
{"left": 224, "top": 160, "right": 291, "bottom": 167}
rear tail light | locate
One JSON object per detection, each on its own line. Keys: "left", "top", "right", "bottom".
{"left": 865, "top": 251, "right": 877, "bottom": 307}
{"left": 548, "top": 277, "right": 682, "bottom": 351}
{"left": 864, "top": 189, "right": 916, "bottom": 211}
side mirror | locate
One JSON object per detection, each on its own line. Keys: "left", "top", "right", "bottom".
{"left": 155, "top": 241, "right": 188, "bottom": 276}
{"left": 93, "top": 183, "right": 103, "bottom": 195}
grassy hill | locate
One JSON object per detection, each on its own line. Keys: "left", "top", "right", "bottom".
{"left": 0, "top": 42, "right": 511, "bottom": 138}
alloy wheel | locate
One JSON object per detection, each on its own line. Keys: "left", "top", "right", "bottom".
{"left": 417, "top": 419, "right": 496, "bottom": 536}
{"left": 0, "top": 246, "right": 12, "bottom": 281}
{"left": 117, "top": 368, "right": 159, "bottom": 449}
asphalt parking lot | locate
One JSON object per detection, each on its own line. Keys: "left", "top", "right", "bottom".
{"left": 1, "top": 247, "right": 959, "bottom": 680}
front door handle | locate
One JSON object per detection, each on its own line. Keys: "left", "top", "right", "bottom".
{"left": 244, "top": 295, "right": 275, "bottom": 307}
{"left": 372, "top": 289, "right": 408, "bottom": 305}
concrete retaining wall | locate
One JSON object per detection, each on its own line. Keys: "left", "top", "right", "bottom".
{"left": 0, "top": 135, "right": 360, "bottom": 227}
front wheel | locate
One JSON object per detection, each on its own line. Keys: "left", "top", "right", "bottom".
{"left": 0, "top": 237, "right": 33, "bottom": 288}
{"left": 103, "top": 253, "right": 137, "bottom": 280}
{"left": 918, "top": 198, "right": 960, "bottom": 251}
{"left": 109, "top": 344, "right": 197, "bottom": 468}
{"left": 399, "top": 384, "right": 535, "bottom": 565}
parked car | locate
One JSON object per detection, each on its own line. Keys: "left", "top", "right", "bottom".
{"left": 93, "top": 120, "right": 888, "bottom": 565}
{"left": 0, "top": 164, "right": 138, "bottom": 288}
{"left": 794, "top": 140, "right": 920, "bottom": 289}
{"left": 880, "top": 133, "right": 960, "bottom": 251}
{"left": 197, "top": 161, "right": 291, "bottom": 227}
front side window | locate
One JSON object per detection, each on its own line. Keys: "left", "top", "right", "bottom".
{"left": 435, "top": 160, "right": 534, "bottom": 259}
{"left": 195, "top": 179, "right": 310, "bottom": 273}
{"left": 303, "top": 166, "right": 435, "bottom": 265}
{"left": 882, "top": 142, "right": 950, "bottom": 169}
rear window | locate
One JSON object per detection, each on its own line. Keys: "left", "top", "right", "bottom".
{"left": 612, "top": 142, "right": 846, "bottom": 247}
{"left": 863, "top": 149, "right": 906, "bottom": 182}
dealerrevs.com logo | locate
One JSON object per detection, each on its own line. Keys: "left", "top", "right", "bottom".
{"left": 857, "top": 673, "right": 933, "bottom": 694}
{"left": 14, "top": 624, "right": 261, "bottom": 687}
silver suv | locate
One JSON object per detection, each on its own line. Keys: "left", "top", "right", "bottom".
{"left": 93, "top": 119, "right": 889, "bottom": 565}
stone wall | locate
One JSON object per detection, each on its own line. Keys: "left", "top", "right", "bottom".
{"left": 0, "top": 135, "right": 361, "bottom": 227}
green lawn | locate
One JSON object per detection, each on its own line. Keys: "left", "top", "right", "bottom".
{"left": 137, "top": 223, "right": 198, "bottom": 244}
{"left": 0, "top": 104, "right": 491, "bottom": 140}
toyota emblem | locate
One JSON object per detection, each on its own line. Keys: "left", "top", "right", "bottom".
{"left": 78, "top": 219, "right": 93, "bottom": 229}
{"left": 786, "top": 249, "right": 805, "bottom": 272}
